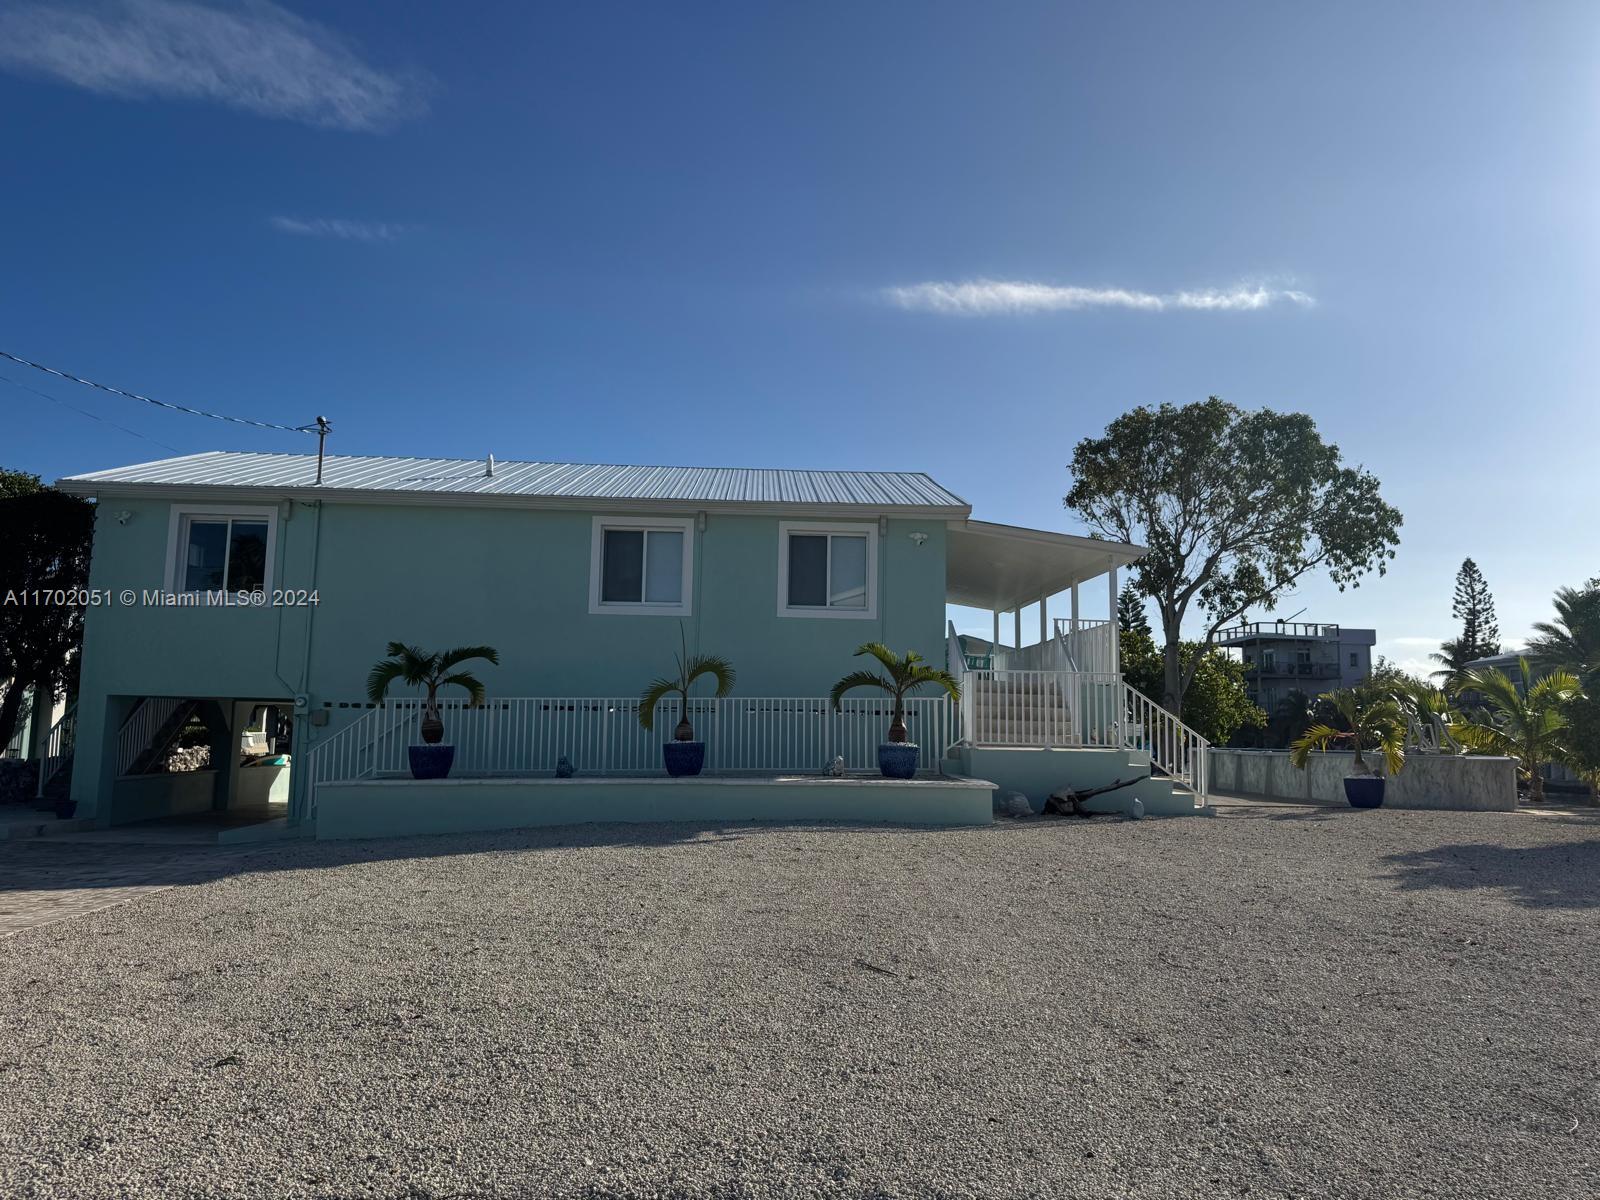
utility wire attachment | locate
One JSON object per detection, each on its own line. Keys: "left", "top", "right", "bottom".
{"left": 0, "top": 348, "right": 325, "bottom": 435}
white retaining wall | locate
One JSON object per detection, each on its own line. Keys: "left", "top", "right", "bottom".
{"left": 1209, "top": 749, "right": 1517, "bottom": 811}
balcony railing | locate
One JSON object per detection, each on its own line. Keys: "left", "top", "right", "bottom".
{"left": 1246, "top": 661, "right": 1344, "bottom": 679}
{"left": 1215, "top": 621, "right": 1341, "bottom": 642}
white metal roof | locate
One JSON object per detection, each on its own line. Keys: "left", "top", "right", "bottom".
{"left": 58, "top": 451, "right": 971, "bottom": 515}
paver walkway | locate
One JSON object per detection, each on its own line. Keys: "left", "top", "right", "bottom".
{"left": 0, "top": 841, "right": 259, "bottom": 937}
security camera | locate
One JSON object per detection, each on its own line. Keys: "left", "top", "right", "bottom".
{"left": 909, "top": 531, "right": 929, "bottom": 546}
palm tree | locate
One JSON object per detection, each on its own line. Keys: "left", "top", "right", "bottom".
{"left": 1527, "top": 584, "right": 1600, "bottom": 687}
{"left": 1265, "top": 689, "right": 1314, "bottom": 749}
{"left": 1429, "top": 636, "right": 1478, "bottom": 687}
{"left": 1449, "top": 659, "right": 1581, "bottom": 802}
{"left": 366, "top": 643, "right": 500, "bottom": 744}
{"left": 1290, "top": 686, "right": 1407, "bottom": 776}
{"left": 638, "top": 630, "right": 735, "bottom": 742}
{"left": 830, "top": 643, "right": 960, "bottom": 744}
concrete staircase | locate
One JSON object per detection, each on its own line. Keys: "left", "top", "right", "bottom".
{"left": 967, "top": 674, "right": 1074, "bottom": 746}
{"left": 943, "top": 743, "right": 1208, "bottom": 817}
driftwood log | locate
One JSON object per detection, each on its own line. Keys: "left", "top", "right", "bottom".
{"left": 1044, "top": 774, "right": 1149, "bottom": 817}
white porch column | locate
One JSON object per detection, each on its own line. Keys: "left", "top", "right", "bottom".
{"left": 1013, "top": 609, "right": 1022, "bottom": 652}
{"left": 992, "top": 609, "right": 1000, "bottom": 656}
{"left": 1070, "top": 583, "right": 1080, "bottom": 634}
{"left": 1108, "top": 557, "right": 1120, "bottom": 676}
{"left": 1038, "top": 594, "right": 1048, "bottom": 645}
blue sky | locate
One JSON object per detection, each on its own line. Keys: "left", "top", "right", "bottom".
{"left": 1, "top": 1, "right": 1595, "bottom": 672}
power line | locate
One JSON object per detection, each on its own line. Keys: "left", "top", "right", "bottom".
{"left": 0, "top": 348, "right": 324, "bottom": 434}
{"left": 0, "top": 372, "right": 181, "bottom": 453}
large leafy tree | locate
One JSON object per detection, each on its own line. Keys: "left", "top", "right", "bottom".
{"left": 1449, "top": 558, "right": 1500, "bottom": 662}
{"left": 0, "top": 469, "right": 94, "bottom": 752}
{"left": 1120, "top": 628, "right": 1264, "bottom": 746}
{"left": 1066, "top": 398, "right": 1402, "bottom": 718}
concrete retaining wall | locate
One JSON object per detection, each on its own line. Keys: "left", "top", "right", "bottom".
{"left": 1209, "top": 750, "right": 1517, "bottom": 811}
{"left": 109, "top": 770, "right": 218, "bottom": 824}
{"left": 314, "top": 774, "right": 994, "bottom": 840}
{"left": 944, "top": 745, "right": 1203, "bottom": 816}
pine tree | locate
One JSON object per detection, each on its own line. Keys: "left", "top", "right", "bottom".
{"left": 1451, "top": 558, "right": 1500, "bottom": 662}
{"left": 1117, "top": 581, "right": 1153, "bottom": 638}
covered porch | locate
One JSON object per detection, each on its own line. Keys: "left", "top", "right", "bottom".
{"left": 944, "top": 519, "right": 1144, "bottom": 678}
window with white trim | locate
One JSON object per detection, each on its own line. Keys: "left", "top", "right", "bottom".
{"left": 166, "top": 507, "right": 276, "bottom": 595}
{"left": 777, "top": 521, "right": 877, "bottom": 619}
{"left": 588, "top": 517, "right": 694, "bottom": 615}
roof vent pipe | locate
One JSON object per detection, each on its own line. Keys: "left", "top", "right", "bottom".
{"left": 486, "top": 454, "right": 495, "bottom": 478}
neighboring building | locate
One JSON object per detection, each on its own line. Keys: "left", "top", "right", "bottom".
{"left": 1213, "top": 620, "right": 1377, "bottom": 712}
{"left": 51, "top": 450, "right": 1220, "bottom": 831}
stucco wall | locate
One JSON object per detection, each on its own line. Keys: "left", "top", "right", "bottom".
{"left": 71, "top": 497, "right": 949, "bottom": 816}
{"left": 1208, "top": 749, "right": 1517, "bottom": 811}
{"left": 315, "top": 774, "right": 993, "bottom": 839}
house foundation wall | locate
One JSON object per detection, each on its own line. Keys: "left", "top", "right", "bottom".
{"left": 314, "top": 774, "right": 994, "bottom": 840}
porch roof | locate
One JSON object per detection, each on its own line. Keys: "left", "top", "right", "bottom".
{"left": 945, "top": 519, "right": 1145, "bottom": 612}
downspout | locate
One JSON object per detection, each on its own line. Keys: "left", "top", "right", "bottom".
{"left": 297, "top": 499, "right": 324, "bottom": 695}
{"left": 287, "top": 500, "right": 324, "bottom": 826}
{"left": 878, "top": 515, "right": 889, "bottom": 644}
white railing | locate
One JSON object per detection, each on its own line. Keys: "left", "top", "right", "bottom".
{"left": 957, "top": 667, "right": 1208, "bottom": 806}
{"left": 962, "top": 669, "right": 1077, "bottom": 747}
{"left": 36, "top": 703, "right": 77, "bottom": 799}
{"left": 1121, "top": 683, "right": 1209, "bottom": 802}
{"left": 946, "top": 620, "right": 968, "bottom": 682}
{"left": 1054, "top": 617, "right": 1118, "bottom": 675}
{"left": 1003, "top": 634, "right": 1072, "bottom": 672}
{"left": 303, "top": 695, "right": 955, "bottom": 806}
{"left": 117, "top": 696, "right": 189, "bottom": 775}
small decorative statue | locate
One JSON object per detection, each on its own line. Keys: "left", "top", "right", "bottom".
{"left": 555, "top": 754, "right": 575, "bottom": 779}
{"left": 827, "top": 756, "right": 846, "bottom": 778}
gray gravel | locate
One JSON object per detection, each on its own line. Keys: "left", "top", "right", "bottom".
{"left": 2, "top": 803, "right": 1598, "bottom": 1199}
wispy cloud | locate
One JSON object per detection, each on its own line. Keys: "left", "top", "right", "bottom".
{"left": 0, "top": 0, "right": 429, "bottom": 132}
{"left": 881, "top": 279, "right": 1316, "bottom": 316}
{"left": 269, "top": 215, "right": 415, "bottom": 242}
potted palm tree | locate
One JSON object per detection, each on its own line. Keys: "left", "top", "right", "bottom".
{"left": 1290, "top": 686, "right": 1406, "bottom": 807}
{"left": 830, "top": 643, "right": 961, "bottom": 779}
{"left": 1449, "top": 660, "right": 1581, "bottom": 803}
{"left": 639, "top": 631, "right": 735, "bottom": 777}
{"left": 366, "top": 643, "right": 500, "bottom": 780}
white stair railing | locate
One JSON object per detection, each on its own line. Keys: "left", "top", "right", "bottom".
{"left": 1053, "top": 618, "right": 1118, "bottom": 675}
{"left": 963, "top": 669, "right": 1076, "bottom": 748}
{"left": 117, "top": 697, "right": 189, "bottom": 776}
{"left": 35, "top": 703, "right": 77, "bottom": 799}
{"left": 1120, "top": 683, "right": 1209, "bottom": 804}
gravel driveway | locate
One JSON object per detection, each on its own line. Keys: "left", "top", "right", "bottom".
{"left": 2, "top": 804, "right": 1597, "bottom": 1199}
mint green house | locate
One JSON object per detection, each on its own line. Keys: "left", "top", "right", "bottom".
{"left": 49, "top": 451, "right": 1208, "bottom": 836}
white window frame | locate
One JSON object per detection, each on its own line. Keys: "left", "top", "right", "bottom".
{"left": 165, "top": 505, "right": 279, "bottom": 598}
{"left": 588, "top": 516, "right": 695, "bottom": 616}
{"left": 777, "top": 520, "right": 878, "bottom": 620}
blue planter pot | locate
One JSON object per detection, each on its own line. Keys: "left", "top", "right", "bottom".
{"left": 663, "top": 741, "right": 705, "bottom": 777}
{"left": 878, "top": 742, "right": 919, "bottom": 780}
{"left": 408, "top": 744, "right": 455, "bottom": 780}
{"left": 1343, "top": 775, "right": 1385, "bottom": 809}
